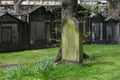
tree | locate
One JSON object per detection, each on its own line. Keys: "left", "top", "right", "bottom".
{"left": 0, "top": 0, "right": 2, "bottom": 5}
{"left": 61, "top": 0, "right": 77, "bottom": 24}
{"left": 108, "top": 0, "right": 119, "bottom": 8}
{"left": 107, "top": 0, "right": 120, "bottom": 19}
{"left": 13, "top": 0, "right": 25, "bottom": 14}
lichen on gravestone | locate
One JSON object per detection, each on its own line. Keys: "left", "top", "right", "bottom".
{"left": 62, "top": 18, "right": 83, "bottom": 63}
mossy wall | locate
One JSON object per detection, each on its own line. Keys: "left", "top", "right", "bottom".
{"left": 62, "top": 19, "right": 82, "bottom": 62}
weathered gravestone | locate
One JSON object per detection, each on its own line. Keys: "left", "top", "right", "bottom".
{"left": 62, "top": 19, "right": 83, "bottom": 63}
{"left": 61, "top": 0, "right": 83, "bottom": 64}
{"left": 55, "top": 0, "right": 84, "bottom": 64}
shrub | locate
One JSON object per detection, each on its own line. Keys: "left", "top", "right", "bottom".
{"left": 33, "top": 58, "right": 55, "bottom": 80}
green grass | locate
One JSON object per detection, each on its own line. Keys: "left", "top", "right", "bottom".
{"left": 0, "top": 44, "right": 120, "bottom": 80}
{"left": 0, "top": 48, "right": 58, "bottom": 66}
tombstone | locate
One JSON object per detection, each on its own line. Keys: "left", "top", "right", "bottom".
{"left": 116, "top": 21, "right": 120, "bottom": 43}
{"left": 105, "top": 18, "right": 118, "bottom": 43}
{"left": 90, "top": 13, "right": 105, "bottom": 43}
{"left": 28, "top": 6, "right": 54, "bottom": 49}
{"left": 62, "top": 19, "right": 83, "bottom": 63}
{"left": 60, "top": 2, "right": 89, "bottom": 63}
{"left": 55, "top": 5, "right": 89, "bottom": 63}
{"left": 0, "top": 13, "right": 28, "bottom": 52}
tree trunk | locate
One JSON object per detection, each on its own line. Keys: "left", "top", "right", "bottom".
{"left": 0, "top": 0, "right": 2, "bottom": 5}
{"left": 108, "top": 0, "right": 120, "bottom": 19}
{"left": 13, "top": 0, "right": 24, "bottom": 14}
{"left": 61, "top": 0, "right": 77, "bottom": 23}
{"left": 14, "top": 3, "right": 20, "bottom": 14}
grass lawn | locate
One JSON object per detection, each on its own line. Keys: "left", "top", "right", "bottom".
{"left": 0, "top": 44, "right": 120, "bottom": 80}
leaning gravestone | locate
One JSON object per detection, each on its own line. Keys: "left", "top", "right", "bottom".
{"left": 62, "top": 18, "right": 83, "bottom": 63}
